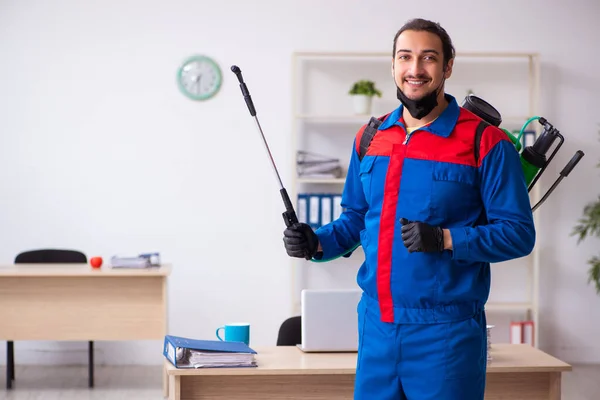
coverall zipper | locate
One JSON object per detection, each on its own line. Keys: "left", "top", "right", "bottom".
{"left": 402, "top": 130, "right": 413, "bottom": 145}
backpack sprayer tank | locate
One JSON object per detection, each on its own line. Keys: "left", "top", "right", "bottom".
{"left": 462, "top": 94, "right": 584, "bottom": 212}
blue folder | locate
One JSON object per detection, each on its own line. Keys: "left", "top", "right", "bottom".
{"left": 163, "top": 335, "right": 257, "bottom": 368}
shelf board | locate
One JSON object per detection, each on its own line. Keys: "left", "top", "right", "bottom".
{"left": 296, "top": 114, "right": 534, "bottom": 126}
{"left": 297, "top": 177, "right": 345, "bottom": 184}
{"left": 485, "top": 302, "right": 532, "bottom": 312}
{"left": 502, "top": 116, "right": 535, "bottom": 124}
{"left": 294, "top": 52, "right": 389, "bottom": 62}
{"left": 293, "top": 51, "right": 538, "bottom": 60}
{"left": 295, "top": 115, "right": 370, "bottom": 124}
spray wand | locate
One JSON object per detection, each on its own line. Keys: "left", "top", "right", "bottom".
{"left": 231, "top": 65, "right": 311, "bottom": 260}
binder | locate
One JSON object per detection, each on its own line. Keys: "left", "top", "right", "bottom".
{"left": 163, "top": 335, "right": 257, "bottom": 369}
{"left": 308, "top": 195, "right": 321, "bottom": 229}
{"left": 297, "top": 194, "right": 308, "bottom": 224}
{"left": 522, "top": 320, "right": 535, "bottom": 346}
{"left": 510, "top": 321, "right": 523, "bottom": 344}
{"left": 320, "top": 195, "right": 332, "bottom": 225}
{"left": 509, "top": 320, "right": 535, "bottom": 346}
{"left": 521, "top": 130, "right": 537, "bottom": 148}
{"left": 298, "top": 193, "right": 343, "bottom": 229}
{"left": 332, "top": 195, "right": 343, "bottom": 220}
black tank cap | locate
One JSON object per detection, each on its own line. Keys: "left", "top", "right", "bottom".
{"left": 461, "top": 94, "right": 502, "bottom": 127}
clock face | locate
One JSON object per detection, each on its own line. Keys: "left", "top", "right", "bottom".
{"left": 177, "top": 55, "right": 222, "bottom": 101}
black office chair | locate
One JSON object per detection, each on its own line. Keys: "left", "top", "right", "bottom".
{"left": 276, "top": 316, "right": 302, "bottom": 346}
{"left": 7, "top": 249, "right": 94, "bottom": 389}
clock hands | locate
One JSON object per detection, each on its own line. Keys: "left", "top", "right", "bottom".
{"left": 196, "top": 74, "right": 202, "bottom": 94}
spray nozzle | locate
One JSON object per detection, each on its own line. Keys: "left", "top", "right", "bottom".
{"left": 532, "top": 118, "right": 561, "bottom": 155}
{"left": 523, "top": 118, "right": 565, "bottom": 192}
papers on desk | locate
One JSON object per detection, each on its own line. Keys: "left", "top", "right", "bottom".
{"left": 111, "top": 252, "right": 161, "bottom": 268}
{"left": 186, "top": 350, "right": 256, "bottom": 368}
{"left": 163, "top": 335, "right": 257, "bottom": 369}
{"left": 487, "top": 325, "right": 494, "bottom": 363}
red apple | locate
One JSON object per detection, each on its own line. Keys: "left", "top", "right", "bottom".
{"left": 90, "top": 256, "right": 103, "bottom": 269}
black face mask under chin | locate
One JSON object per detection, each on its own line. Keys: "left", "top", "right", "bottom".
{"left": 396, "top": 86, "right": 439, "bottom": 120}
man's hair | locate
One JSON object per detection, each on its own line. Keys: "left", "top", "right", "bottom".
{"left": 393, "top": 18, "right": 455, "bottom": 67}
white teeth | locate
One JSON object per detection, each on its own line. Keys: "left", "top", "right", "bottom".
{"left": 407, "top": 80, "right": 425, "bottom": 85}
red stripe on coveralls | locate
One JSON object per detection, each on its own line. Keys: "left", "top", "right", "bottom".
{"left": 377, "top": 143, "right": 406, "bottom": 323}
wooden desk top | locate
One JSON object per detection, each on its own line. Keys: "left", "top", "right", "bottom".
{"left": 0, "top": 263, "right": 172, "bottom": 277}
{"left": 165, "top": 343, "right": 571, "bottom": 376}
{"left": 487, "top": 343, "right": 572, "bottom": 373}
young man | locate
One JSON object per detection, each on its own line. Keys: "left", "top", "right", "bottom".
{"left": 283, "top": 18, "right": 535, "bottom": 400}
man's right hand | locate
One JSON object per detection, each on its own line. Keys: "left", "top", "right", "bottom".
{"left": 283, "top": 223, "right": 319, "bottom": 259}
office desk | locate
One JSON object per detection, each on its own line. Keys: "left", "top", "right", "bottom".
{"left": 165, "top": 343, "right": 571, "bottom": 400}
{"left": 0, "top": 263, "right": 171, "bottom": 391}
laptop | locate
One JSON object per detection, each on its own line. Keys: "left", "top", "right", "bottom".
{"left": 297, "top": 288, "right": 362, "bottom": 352}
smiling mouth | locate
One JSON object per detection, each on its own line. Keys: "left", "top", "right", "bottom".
{"left": 404, "top": 79, "right": 429, "bottom": 88}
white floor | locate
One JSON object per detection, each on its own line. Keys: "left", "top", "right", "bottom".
{"left": 0, "top": 363, "right": 598, "bottom": 400}
{"left": 0, "top": 365, "right": 163, "bottom": 400}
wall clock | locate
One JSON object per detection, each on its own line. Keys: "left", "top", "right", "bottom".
{"left": 177, "top": 55, "right": 222, "bottom": 101}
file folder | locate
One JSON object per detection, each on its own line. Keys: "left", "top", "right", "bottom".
{"left": 298, "top": 193, "right": 344, "bottom": 229}
{"left": 163, "top": 335, "right": 257, "bottom": 369}
{"left": 321, "top": 195, "right": 332, "bottom": 225}
{"left": 308, "top": 195, "right": 321, "bottom": 229}
{"left": 333, "top": 195, "right": 343, "bottom": 220}
{"left": 297, "top": 193, "right": 308, "bottom": 224}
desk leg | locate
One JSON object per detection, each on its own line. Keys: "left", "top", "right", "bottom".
{"left": 168, "top": 375, "right": 180, "bottom": 400}
{"left": 549, "top": 372, "right": 561, "bottom": 400}
{"left": 6, "top": 341, "right": 14, "bottom": 390}
{"left": 88, "top": 341, "right": 94, "bottom": 388}
{"left": 163, "top": 364, "right": 169, "bottom": 398}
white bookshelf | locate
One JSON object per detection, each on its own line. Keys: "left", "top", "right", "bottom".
{"left": 290, "top": 51, "right": 541, "bottom": 346}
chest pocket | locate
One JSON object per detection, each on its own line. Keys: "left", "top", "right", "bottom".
{"left": 431, "top": 163, "right": 481, "bottom": 223}
{"left": 359, "top": 156, "right": 376, "bottom": 205}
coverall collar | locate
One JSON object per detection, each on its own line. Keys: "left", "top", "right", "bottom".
{"left": 378, "top": 93, "right": 459, "bottom": 138}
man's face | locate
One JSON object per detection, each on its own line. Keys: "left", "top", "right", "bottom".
{"left": 392, "top": 30, "right": 453, "bottom": 100}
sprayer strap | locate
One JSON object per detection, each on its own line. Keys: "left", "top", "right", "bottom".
{"left": 474, "top": 120, "right": 490, "bottom": 167}
{"left": 359, "top": 116, "right": 488, "bottom": 165}
{"left": 358, "top": 117, "right": 384, "bottom": 161}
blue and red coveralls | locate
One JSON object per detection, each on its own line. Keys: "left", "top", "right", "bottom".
{"left": 314, "top": 94, "right": 536, "bottom": 399}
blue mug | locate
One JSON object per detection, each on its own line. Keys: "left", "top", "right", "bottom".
{"left": 216, "top": 323, "right": 250, "bottom": 346}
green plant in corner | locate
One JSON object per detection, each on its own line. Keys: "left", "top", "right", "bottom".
{"left": 348, "top": 80, "right": 382, "bottom": 97}
{"left": 572, "top": 160, "right": 600, "bottom": 294}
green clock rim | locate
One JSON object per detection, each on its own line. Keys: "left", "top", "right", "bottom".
{"left": 177, "top": 55, "right": 222, "bottom": 101}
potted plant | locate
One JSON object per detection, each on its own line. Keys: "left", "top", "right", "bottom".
{"left": 572, "top": 161, "right": 600, "bottom": 294}
{"left": 348, "top": 80, "right": 382, "bottom": 115}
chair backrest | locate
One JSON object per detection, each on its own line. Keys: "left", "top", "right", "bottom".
{"left": 276, "top": 316, "right": 301, "bottom": 346}
{"left": 15, "top": 249, "right": 87, "bottom": 264}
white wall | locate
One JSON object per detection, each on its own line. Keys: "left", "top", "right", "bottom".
{"left": 0, "top": 0, "right": 598, "bottom": 365}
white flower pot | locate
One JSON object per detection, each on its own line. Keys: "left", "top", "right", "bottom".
{"left": 351, "top": 94, "right": 372, "bottom": 115}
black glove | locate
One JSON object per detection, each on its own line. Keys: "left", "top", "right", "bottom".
{"left": 283, "top": 223, "right": 320, "bottom": 260}
{"left": 400, "top": 218, "right": 444, "bottom": 253}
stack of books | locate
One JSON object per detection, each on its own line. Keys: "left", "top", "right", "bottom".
{"left": 163, "top": 335, "right": 257, "bottom": 369}
{"left": 487, "top": 324, "right": 494, "bottom": 363}
{"left": 296, "top": 151, "right": 343, "bottom": 179}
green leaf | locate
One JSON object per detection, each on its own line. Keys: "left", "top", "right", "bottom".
{"left": 348, "top": 80, "right": 382, "bottom": 97}
{"left": 572, "top": 146, "right": 600, "bottom": 295}
{"left": 589, "top": 256, "right": 600, "bottom": 295}
{"left": 571, "top": 196, "right": 600, "bottom": 242}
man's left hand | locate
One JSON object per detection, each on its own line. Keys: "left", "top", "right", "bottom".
{"left": 400, "top": 218, "right": 444, "bottom": 253}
